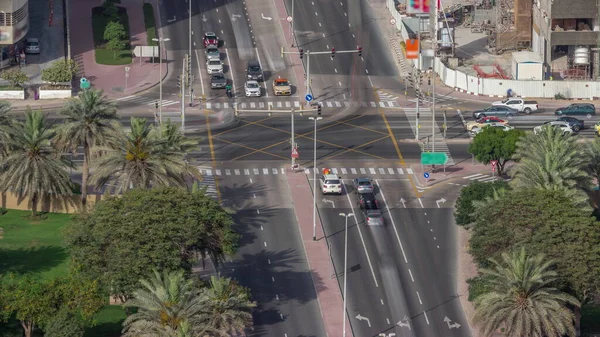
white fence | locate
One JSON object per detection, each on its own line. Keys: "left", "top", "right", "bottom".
{"left": 385, "top": 0, "right": 598, "bottom": 99}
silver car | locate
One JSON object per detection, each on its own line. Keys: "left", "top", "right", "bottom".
{"left": 24, "top": 38, "right": 40, "bottom": 54}
{"left": 244, "top": 80, "right": 261, "bottom": 97}
{"left": 353, "top": 177, "right": 374, "bottom": 194}
{"left": 206, "top": 59, "right": 224, "bottom": 74}
{"left": 365, "top": 209, "right": 384, "bottom": 226}
{"left": 205, "top": 45, "right": 220, "bottom": 61}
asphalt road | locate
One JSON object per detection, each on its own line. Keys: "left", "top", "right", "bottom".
{"left": 217, "top": 173, "right": 327, "bottom": 337}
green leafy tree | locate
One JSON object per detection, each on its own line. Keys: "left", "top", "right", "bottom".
{"left": 101, "top": 0, "right": 119, "bottom": 20}
{"left": 64, "top": 187, "right": 238, "bottom": 301}
{"left": 54, "top": 89, "right": 120, "bottom": 209}
{"left": 453, "top": 180, "right": 509, "bottom": 227}
{"left": 511, "top": 126, "right": 591, "bottom": 207}
{"left": 91, "top": 117, "right": 200, "bottom": 192}
{"left": 473, "top": 248, "right": 580, "bottom": 337}
{"left": 470, "top": 188, "right": 600, "bottom": 302}
{"left": 106, "top": 39, "right": 127, "bottom": 59}
{"left": 43, "top": 308, "right": 85, "bottom": 337}
{"left": 41, "top": 59, "right": 79, "bottom": 85}
{"left": 468, "top": 127, "right": 525, "bottom": 176}
{"left": 203, "top": 275, "right": 256, "bottom": 336}
{"left": 0, "top": 109, "right": 74, "bottom": 216}
{"left": 0, "top": 68, "right": 28, "bottom": 87}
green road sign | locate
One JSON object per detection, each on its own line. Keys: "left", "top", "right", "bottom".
{"left": 421, "top": 152, "right": 448, "bottom": 165}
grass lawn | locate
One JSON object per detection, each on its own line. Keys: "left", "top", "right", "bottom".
{"left": 84, "top": 305, "right": 127, "bottom": 337}
{"left": 0, "top": 209, "right": 71, "bottom": 280}
{"left": 582, "top": 303, "right": 600, "bottom": 334}
{"left": 143, "top": 3, "right": 157, "bottom": 46}
{"left": 91, "top": 6, "right": 132, "bottom": 65}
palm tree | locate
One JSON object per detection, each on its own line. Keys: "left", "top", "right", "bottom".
{"left": 91, "top": 117, "right": 200, "bottom": 192}
{"left": 0, "top": 109, "right": 74, "bottom": 215}
{"left": 0, "top": 101, "right": 13, "bottom": 158}
{"left": 585, "top": 137, "right": 600, "bottom": 190}
{"left": 54, "top": 89, "right": 120, "bottom": 208}
{"left": 511, "top": 125, "right": 591, "bottom": 206}
{"left": 473, "top": 248, "right": 580, "bottom": 337}
{"left": 122, "top": 269, "right": 207, "bottom": 337}
{"left": 201, "top": 275, "right": 256, "bottom": 336}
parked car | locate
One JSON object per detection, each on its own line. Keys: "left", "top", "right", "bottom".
{"left": 465, "top": 116, "right": 508, "bottom": 131}
{"left": 353, "top": 177, "right": 374, "bottom": 194}
{"left": 470, "top": 122, "right": 514, "bottom": 135}
{"left": 246, "top": 61, "right": 263, "bottom": 81}
{"left": 244, "top": 80, "right": 261, "bottom": 97}
{"left": 555, "top": 116, "right": 584, "bottom": 132}
{"left": 555, "top": 103, "right": 596, "bottom": 118}
{"left": 533, "top": 121, "right": 573, "bottom": 135}
{"left": 24, "top": 38, "right": 40, "bottom": 54}
{"left": 205, "top": 45, "right": 220, "bottom": 61}
{"left": 203, "top": 32, "right": 219, "bottom": 47}
{"left": 320, "top": 174, "right": 342, "bottom": 195}
{"left": 492, "top": 98, "right": 538, "bottom": 114}
{"left": 357, "top": 192, "right": 379, "bottom": 209}
{"left": 206, "top": 59, "right": 224, "bottom": 74}
{"left": 472, "top": 106, "right": 518, "bottom": 119}
{"left": 210, "top": 73, "right": 227, "bottom": 89}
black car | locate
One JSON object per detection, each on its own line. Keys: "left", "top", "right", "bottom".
{"left": 246, "top": 61, "right": 263, "bottom": 81}
{"left": 556, "top": 116, "right": 584, "bottom": 132}
{"left": 210, "top": 73, "right": 227, "bottom": 89}
{"left": 472, "top": 106, "right": 518, "bottom": 119}
{"left": 357, "top": 192, "right": 378, "bottom": 209}
{"left": 555, "top": 103, "right": 596, "bottom": 117}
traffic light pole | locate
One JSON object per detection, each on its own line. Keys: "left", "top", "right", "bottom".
{"left": 181, "top": 62, "right": 186, "bottom": 132}
{"left": 431, "top": 0, "right": 438, "bottom": 152}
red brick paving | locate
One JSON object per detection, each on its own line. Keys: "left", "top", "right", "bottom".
{"left": 69, "top": 0, "right": 166, "bottom": 99}
{"left": 286, "top": 170, "right": 352, "bottom": 337}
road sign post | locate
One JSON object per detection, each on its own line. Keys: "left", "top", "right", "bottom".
{"left": 424, "top": 172, "right": 430, "bottom": 184}
{"left": 421, "top": 152, "right": 448, "bottom": 165}
{"left": 125, "top": 66, "right": 130, "bottom": 91}
{"left": 291, "top": 147, "right": 299, "bottom": 159}
{"left": 491, "top": 160, "right": 498, "bottom": 176}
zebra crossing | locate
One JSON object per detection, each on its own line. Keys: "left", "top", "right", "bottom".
{"left": 196, "top": 166, "right": 218, "bottom": 200}
{"left": 377, "top": 89, "right": 399, "bottom": 103}
{"left": 197, "top": 166, "right": 415, "bottom": 177}
{"left": 408, "top": 95, "right": 455, "bottom": 105}
{"left": 114, "top": 95, "right": 179, "bottom": 107}
{"left": 462, "top": 173, "right": 500, "bottom": 182}
{"left": 403, "top": 108, "right": 455, "bottom": 165}
{"left": 207, "top": 99, "right": 401, "bottom": 110}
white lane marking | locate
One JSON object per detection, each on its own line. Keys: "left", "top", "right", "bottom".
{"left": 250, "top": 178, "right": 253, "bottom": 183}
{"left": 424, "top": 312, "right": 430, "bottom": 324}
{"left": 340, "top": 1, "right": 343, "bottom": 5}
{"left": 380, "top": 299, "right": 385, "bottom": 305}
{"left": 225, "top": 48, "right": 237, "bottom": 93}
{"left": 344, "top": 12, "right": 347, "bottom": 16}
{"left": 342, "top": 182, "right": 379, "bottom": 287}
{"left": 338, "top": 81, "right": 342, "bottom": 86}
{"left": 326, "top": 44, "right": 329, "bottom": 49}
{"left": 115, "top": 95, "right": 136, "bottom": 101}
{"left": 254, "top": 47, "right": 269, "bottom": 97}
{"left": 276, "top": 294, "right": 279, "bottom": 300}
{"left": 433, "top": 237, "right": 436, "bottom": 240}
{"left": 272, "top": 277, "right": 275, "bottom": 282}
{"left": 407, "top": 168, "right": 414, "bottom": 174}
{"left": 464, "top": 173, "right": 483, "bottom": 179}
{"left": 323, "top": 33, "right": 326, "bottom": 37}
{"left": 218, "top": 19, "right": 221, "bottom": 23}
{"left": 261, "top": 225, "right": 263, "bottom": 230}
{"left": 368, "top": 75, "right": 374, "bottom": 87}
{"left": 268, "top": 259, "right": 271, "bottom": 264}
{"left": 312, "top": 1, "right": 314, "bottom": 4}
{"left": 352, "top": 33, "right": 355, "bottom": 38}
{"left": 315, "top": 11, "right": 318, "bottom": 15}
{"left": 387, "top": 318, "right": 391, "bottom": 325}
{"left": 408, "top": 269, "right": 415, "bottom": 282}
{"left": 418, "top": 198, "right": 424, "bottom": 208}
{"left": 376, "top": 180, "right": 408, "bottom": 264}
{"left": 193, "top": 49, "right": 206, "bottom": 96}
{"left": 264, "top": 241, "right": 267, "bottom": 247}
{"left": 416, "top": 291, "right": 423, "bottom": 304}
{"left": 253, "top": 193, "right": 256, "bottom": 198}
{"left": 334, "top": 68, "right": 338, "bottom": 73}
{"left": 257, "top": 209, "right": 260, "bottom": 214}
{"left": 319, "top": 22, "right": 322, "bottom": 26}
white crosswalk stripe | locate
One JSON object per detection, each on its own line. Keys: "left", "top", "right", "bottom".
{"left": 403, "top": 108, "right": 455, "bottom": 165}
{"left": 196, "top": 166, "right": 219, "bottom": 200}
{"left": 196, "top": 167, "right": 418, "bottom": 177}
{"left": 114, "top": 95, "right": 180, "bottom": 107}
{"left": 209, "top": 100, "right": 400, "bottom": 111}
{"left": 462, "top": 173, "right": 498, "bottom": 182}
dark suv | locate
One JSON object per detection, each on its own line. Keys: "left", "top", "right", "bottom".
{"left": 357, "top": 192, "right": 378, "bottom": 209}
{"left": 555, "top": 104, "right": 596, "bottom": 118}
{"left": 246, "top": 61, "right": 263, "bottom": 81}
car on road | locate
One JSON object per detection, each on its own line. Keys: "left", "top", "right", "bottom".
{"left": 206, "top": 59, "right": 224, "bottom": 74}
{"left": 246, "top": 61, "right": 263, "bottom": 81}
{"left": 353, "top": 177, "right": 374, "bottom": 194}
{"left": 205, "top": 45, "right": 220, "bottom": 61}
{"left": 273, "top": 77, "right": 291, "bottom": 96}
{"left": 470, "top": 122, "right": 514, "bottom": 135}
{"left": 533, "top": 121, "right": 573, "bottom": 135}
{"left": 210, "top": 73, "right": 227, "bottom": 89}
{"left": 556, "top": 116, "right": 584, "bottom": 132}
{"left": 357, "top": 192, "right": 379, "bottom": 209}
{"left": 203, "top": 32, "right": 219, "bottom": 47}
{"left": 320, "top": 174, "right": 342, "bottom": 195}
{"left": 492, "top": 98, "right": 539, "bottom": 114}
{"left": 465, "top": 116, "right": 508, "bottom": 131}
{"left": 24, "top": 38, "right": 40, "bottom": 54}
{"left": 472, "top": 106, "right": 518, "bottom": 119}
{"left": 244, "top": 80, "right": 261, "bottom": 97}
{"left": 555, "top": 103, "right": 596, "bottom": 118}
{"left": 364, "top": 205, "right": 384, "bottom": 226}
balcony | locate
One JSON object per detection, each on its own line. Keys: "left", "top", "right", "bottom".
{"left": 551, "top": 31, "right": 599, "bottom": 45}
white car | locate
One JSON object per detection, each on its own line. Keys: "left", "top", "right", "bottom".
{"left": 533, "top": 121, "right": 573, "bottom": 135}
{"left": 244, "top": 80, "right": 261, "bottom": 97}
{"left": 470, "top": 122, "right": 514, "bottom": 135}
{"left": 206, "top": 59, "right": 223, "bottom": 74}
{"left": 320, "top": 174, "right": 342, "bottom": 195}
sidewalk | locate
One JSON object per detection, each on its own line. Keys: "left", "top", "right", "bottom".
{"left": 286, "top": 170, "right": 352, "bottom": 337}
{"left": 70, "top": 0, "right": 166, "bottom": 99}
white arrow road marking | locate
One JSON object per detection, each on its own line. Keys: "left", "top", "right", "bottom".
{"left": 399, "top": 198, "right": 406, "bottom": 208}
{"left": 444, "top": 316, "right": 461, "bottom": 329}
{"left": 231, "top": 14, "right": 242, "bottom": 21}
{"left": 202, "top": 14, "right": 207, "bottom": 22}
{"left": 397, "top": 315, "right": 411, "bottom": 330}
{"left": 356, "top": 314, "right": 371, "bottom": 327}
{"left": 167, "top": 15, "right": 176, "bottom": 23}
{"left": 436, "top": 198, "right": 447, "bottom": 208}
{"left": 261, "top": 13, "right": 272, "bottom": 20}
{"left": 322, "top": 198, "right": 335, "bottom": 208}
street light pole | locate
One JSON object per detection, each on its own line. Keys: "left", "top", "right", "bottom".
{"left": 188, "top": 0, "right": 193, "bottom": 105}
{"left": 152, "top": 37, "right": 170, "bottom": 124}
{"left": 310, "top": 116, "right": 322, "bottom": 241}
{"left": 338, "top": 212, "right": 353, "bottom": 337}
{"left": 291, "top": 108, "right": 296, "bottom": 168}
{"left": 291, "top": 0, "right": 295, "bottom": 45}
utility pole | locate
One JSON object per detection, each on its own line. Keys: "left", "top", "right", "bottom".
{"left": 431, "top": 0, "right": 439, "bottom": 152}
{"left": 181, "top": 59, "right": 186, "bottom": 132}
{"left": 188, "top": 0, "right": 193, "bottom": 107}
{"left": 416, "top": 19, "right": 422, "bottom": 142}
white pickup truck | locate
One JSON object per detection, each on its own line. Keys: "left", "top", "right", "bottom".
{"left": 492, "top": 98, "right": 539, "bottom": 114}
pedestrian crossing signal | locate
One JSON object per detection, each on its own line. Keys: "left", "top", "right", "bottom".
{"left": 357, "top": 46, "right": 362, "bottom": 57}
{"left": 299, "top": 49, "right": 304, "bottom": 59}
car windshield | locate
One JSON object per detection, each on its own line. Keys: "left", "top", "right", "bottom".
{"left": 248, "top": 66, "right": 261, "bottom": 72}
{"left": 27, "top": 42, "right": 39, "bottom": 46}
{"left": 367, "top": 211, "right": 381, "bottom": 218}
{"left": 209, "top": 60, "right": 221, "bottom": 65}
{"left": 208, "top": 48, "right": 218, "bottom": 53}
{"left": 212, "top": 74, "right": 224, "bottom": 80}
{"left": 325, "top": 179, "right": 340, "bottom": 184}
{"left": 275, "top": 81, "right": 289, "bottom": 86}
{"left": 205, "top": 33, "right": 216, "bottom": 38}
{"left": 358, "top": 181, "right": 370, "bottom": 186}
{"left": 246, "top": 82, "right": 259, "bottom": 88}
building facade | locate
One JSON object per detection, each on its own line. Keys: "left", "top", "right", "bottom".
{"left": 0, "top": 0, "right": 29, "bottom": 46}
{"left": 531, "top": 0, "right": 599, "bottom": 79}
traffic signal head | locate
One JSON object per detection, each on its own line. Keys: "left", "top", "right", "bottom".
{"left": 357, "top": 46, "right": 362, "bottom": 57}
{"left": 177, "top": 76, "right": 181, "bottom": 88}
{"left": 417, "top": 112, "right": 420, "bottom": 119}
{"left": 428, "top": 78, "right": 431, "bottom": 85}
{"left": 317, "top": 104, "right": 322, "bottom": 115}
{"left": 299, "top": 49, "right": 304, "bottom": 59}
{"left": 331, "top": 48, "right": 335, "bottom": 58}
{"left": 155, "top": 101, "right": 159, "bottom": 109}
